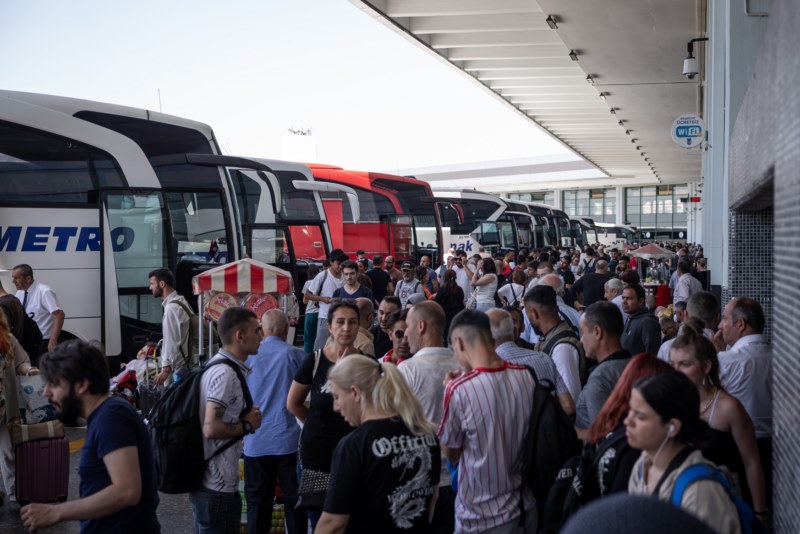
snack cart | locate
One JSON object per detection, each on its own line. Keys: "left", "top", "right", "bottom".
{"left": 191, "top": 258, "right": 298, "bottom": 360}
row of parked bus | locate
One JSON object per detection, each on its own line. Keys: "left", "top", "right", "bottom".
{"left": 0, "top": 91, "right": 636, "bottom": 363}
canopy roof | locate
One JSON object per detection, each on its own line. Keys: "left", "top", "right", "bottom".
{"left": 192, "top": 258, "right": 292, "bottom": 295}
{"left": 629, "top": 243, "right": 675, "bottom": 259}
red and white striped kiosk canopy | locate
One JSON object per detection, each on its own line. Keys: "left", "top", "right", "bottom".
{"left": 191, "top": 258, "right": 292, "bottom": 296}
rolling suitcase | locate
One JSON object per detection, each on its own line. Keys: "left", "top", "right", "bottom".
{"left": 16, "top": 436, "right": 70, "bottom": 505}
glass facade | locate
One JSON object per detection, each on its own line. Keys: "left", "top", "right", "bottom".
{"left": 508, "top": 191, "right": 555, "bottom": 206}
{"left": 625, "top": 184, "right": 688, "bottom": 240}
{"left": 562, "top": 188, "right": 616, "bottom": 223}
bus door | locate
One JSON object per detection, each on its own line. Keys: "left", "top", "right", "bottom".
{"left": 507, "top": 212, "right": 533, "bottom": 249}
{"left": 497, "top": 220, "right": 516, "bottom": 254}
{"left": 388, "top": 215, "right": 412, "bottom": 262}
{"left": 101, "top": 190, "right": 169, "bottom": 364}
{"left": 474, "top": 222, "right": 501, "bottom": 255}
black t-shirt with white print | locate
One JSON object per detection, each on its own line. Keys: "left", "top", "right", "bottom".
{"left": 324, "top": 417, "right": 440, "bottom": 533}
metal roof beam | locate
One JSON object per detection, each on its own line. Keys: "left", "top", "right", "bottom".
{"left": 386, "top": 0, "right": 542, "bottom": 17}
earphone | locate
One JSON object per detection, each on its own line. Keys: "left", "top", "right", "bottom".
{"left": 668, "top": 423, "right": 676, "bottom": 435}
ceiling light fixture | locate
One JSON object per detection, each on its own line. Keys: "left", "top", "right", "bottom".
{"left": 569, "top": 50, "right": 578, "bottom": 61}
{"left": 635, "top": 146, "right": 642, "bottom": 151}
{"left": 610, "top": 108, "right": 617, "bottom": 115}
{"left": 625, "top": 130, "right": 632, "bottom": 135}
{"left": 546, "top": 15, "right": 558, "bottom": 29}
{"left": 618, "top": 120, "right": 625, "bottom": 127}
{"left": 586, "top": 74, "right": 594, "bottom": 84}
{"left": 599, "top": 92, "right": 607, "bottom": 101}
{"left": 630, "top": 138, "right": 639, "bottom": 143}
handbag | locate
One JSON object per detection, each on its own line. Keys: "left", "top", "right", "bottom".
{"left": 465, "top": 288, "right": 478, "bottom": 310}
{"left": 296, "top": 466, "right": 331, "bottom": 510}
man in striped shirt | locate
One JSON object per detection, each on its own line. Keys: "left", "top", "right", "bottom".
{"left": 438, "top": 310, "right": 537, "bottom": 534}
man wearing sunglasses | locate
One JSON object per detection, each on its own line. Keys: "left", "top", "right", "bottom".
{"left": 380, "top": 308, "right": 410, "bottom": 365}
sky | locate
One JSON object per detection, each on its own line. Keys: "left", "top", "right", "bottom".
{"left": 0, "top": 0, "right": 572, "bottom": 171}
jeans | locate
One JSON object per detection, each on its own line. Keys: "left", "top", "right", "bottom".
{"left": 430, "top": 485, "right": 456, "bottom": 534}
{"left": 313, "top": 318, "right": 330, "bottom": 351}
{"left": 189, "top": 487, "right": 242, "bottom": 534}
{"left": 303, "top": 312, "right": 319, "bottom": 353}
{"left": 476, "top": 302, "right": 495, "bottom": 312}
{"left": 244, "top": 453, "right": 307, "bottom": 534}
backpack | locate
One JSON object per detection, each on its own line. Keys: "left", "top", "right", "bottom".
{"left": 671, "top": 464, "right": 768, "bottom": 534}
{"left": 147, "top": 357, "right": 253, "bottom": 494}
{"left": 20, "top": 313, "right": 43, "bottom": 358}
{"left": 168, "top": 299, "right": 211, "bottom": 369}
{"left": 541, "top": 429, "right": 627, "bottom": 533}
{"left": 538, "top": 322, "right": 589, "bottom": 385}
{"left": 520, "top": 366, "right": 582, "bottom": 529}
{"left": 582, "top": 258, "right": 596, "bottom": 274}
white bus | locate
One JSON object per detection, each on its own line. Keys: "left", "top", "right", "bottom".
{"left": 595, "top": 222, "right": 638, "bottom": 247}
{"left": 570, "top": 217, "right": 599, "bottom": 248}
{"left": 0, "top": 91, "right": 355, "bottom": 363}
{"left": 432, "top": 189, "right": 545, "bottom": 255}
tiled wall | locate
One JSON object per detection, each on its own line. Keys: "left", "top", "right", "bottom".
{"left": 727, "top": 0, "right": 800, "bottom": 530}
{"left": 724, "top": 208, "right": 773, "bottom": 342}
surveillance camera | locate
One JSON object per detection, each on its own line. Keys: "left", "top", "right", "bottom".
{"left": 683, "top": 56, "right": 698, "bottom": 79}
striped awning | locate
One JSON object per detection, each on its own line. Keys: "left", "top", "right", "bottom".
{"left": 191, "top": 258, "right": 292, "bottom": 295}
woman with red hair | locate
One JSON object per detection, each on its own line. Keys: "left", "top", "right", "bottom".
{"left": 585, "top": 352, "right": 672, "bottom": 498}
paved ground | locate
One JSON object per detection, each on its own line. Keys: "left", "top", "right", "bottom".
{"left": 0, "top": 427, "right": 198, "bottom": 533}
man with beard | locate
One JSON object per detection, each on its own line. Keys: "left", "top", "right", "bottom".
{"left": 144, "top": 268, "right": 191, "bottom": 386}
{"left": 21, "top": 340, "right": 160, "bottom": 533}
{"left": 620, "top": 284, "right": 661, "bottom": 356}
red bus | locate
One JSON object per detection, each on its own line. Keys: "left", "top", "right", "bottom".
{"left": 306, "top": 164, "right": 443, "bottom": 266}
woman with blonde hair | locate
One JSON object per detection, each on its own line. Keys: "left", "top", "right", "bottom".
{"left": 315, "top": 355, "right": 440, "bottom": 534}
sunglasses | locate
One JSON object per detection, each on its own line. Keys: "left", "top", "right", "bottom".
{"left": 393, "top": 329, "right": 405, "bottom": 339}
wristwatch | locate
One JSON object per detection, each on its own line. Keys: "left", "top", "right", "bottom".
{"left": 242, "top": 420, "right": 253, "bottom": 434}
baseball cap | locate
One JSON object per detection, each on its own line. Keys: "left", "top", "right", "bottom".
{"left": 328, "top": 248, "right": 348, "bottom": 262}
{"left": 401, "top": 261, "right": 415, "bottom": 271}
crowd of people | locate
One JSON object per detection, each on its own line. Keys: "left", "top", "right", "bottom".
{"left": 0, "top": 240, "right": 774, "bottom": 534}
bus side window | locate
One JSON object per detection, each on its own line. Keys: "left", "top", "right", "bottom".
{"left": 0, "top": 120, "right": 124, "bottom": 204}
{"left": 165, "top": 191, "right": 229, "bottom": 263}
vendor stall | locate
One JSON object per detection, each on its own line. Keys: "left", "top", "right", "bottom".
{"left": 629, "top": 243, "right": 675, "bottom": 307}
{"left": 191, "top": 258, "right": 298, "bottom": 360}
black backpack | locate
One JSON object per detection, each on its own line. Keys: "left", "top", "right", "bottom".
{"left": 541, "top": 429, "right": 628, "bottom": 533}
{"left": 520, "top": 366, "right": 582, "bottom": 529}
{"left": 20, "top": 313, "right": 43, "bottom": 357}
{"left": 147, "top": 357, "right": 252, "bottom": 494}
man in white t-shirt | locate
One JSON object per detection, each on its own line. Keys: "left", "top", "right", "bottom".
{"left": 450, "top": 251, "right": 472, "bottom": 304}
{"left": 193, "top": 306, "right": 263, "bottom": 533}
{"left": 399, "top": 301, "right": 458, "bottom": 533}
{"left": 304, "top": 249, "right": 347, "bottom": 351}
{"left": 12, "top": 264, "right": 64, "bottom": 361}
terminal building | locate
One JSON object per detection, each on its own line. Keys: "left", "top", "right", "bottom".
{"left": 352, "top": 0, "right": 800, "bottom": 528}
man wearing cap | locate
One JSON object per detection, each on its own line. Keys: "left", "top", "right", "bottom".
{"left": 394, "top": 261, "right": 425, "bottom": 308}
{"left": 304, "top": 248, "right": 347, "bottom": 351}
